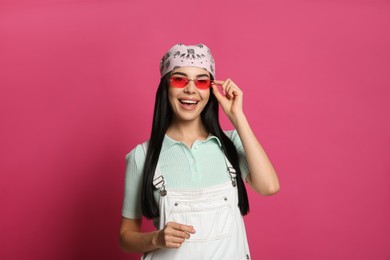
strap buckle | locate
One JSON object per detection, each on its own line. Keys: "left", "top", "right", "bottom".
{"left": 153, "top": 175, "right": 167, "bottom": 196}
{"left": 228, "top": 167, "right": 237, "bottom": 187}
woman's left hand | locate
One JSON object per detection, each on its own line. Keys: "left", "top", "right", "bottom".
{"left": 213, "top": 79, "right": 280, "bottom": 196}
{"left": 212, "top": 79, "right": 245, "bottom": 126}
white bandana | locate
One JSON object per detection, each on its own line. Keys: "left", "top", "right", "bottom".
{"left": 160, "top": 43, "right": 215, "bottom": 78}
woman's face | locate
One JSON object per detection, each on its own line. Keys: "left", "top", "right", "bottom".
{"left": 168, "top": 66, "right": 211, "bottom": 123}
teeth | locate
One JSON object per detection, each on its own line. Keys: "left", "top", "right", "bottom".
{"left": 181, "top": 100, "right": 197, "bottom": 104}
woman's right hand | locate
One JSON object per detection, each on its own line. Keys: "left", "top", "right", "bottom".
{"left": 155, "top": 222, "right": 196, "bottom": 248}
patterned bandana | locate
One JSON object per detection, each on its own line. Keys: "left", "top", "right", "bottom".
{"left": 160, "top": 43, "right": 215, "bottom": 78}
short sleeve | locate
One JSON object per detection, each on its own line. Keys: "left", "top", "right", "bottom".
{"left": 225, "top": 130, "right": 250, "bottom": 182}
{"left": 121, "top": 144, "right": 146, "bottom": 219}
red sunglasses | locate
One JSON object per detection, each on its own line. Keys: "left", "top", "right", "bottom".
{"left": 169, "top": 76, "right": 212, "bottom": 90}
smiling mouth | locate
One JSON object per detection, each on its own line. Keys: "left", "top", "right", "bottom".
{"left": 179, "top": 99, "right": 199, "bottom": 105}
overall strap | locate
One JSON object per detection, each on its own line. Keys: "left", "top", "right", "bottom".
{"left": 223, "top": 154, "right": 237, "bottom": 187}
{"left": 141, "top": 141, "right": 167, "bottom": 196}
{"left": 222, "top": 130, "right": 238, "bottom": 187}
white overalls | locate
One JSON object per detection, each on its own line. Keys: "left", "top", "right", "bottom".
{"left": 141, "top": 142, "right": 251, "bottom": 260}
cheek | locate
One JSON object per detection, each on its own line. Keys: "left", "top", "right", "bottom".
{"left": 168, "top": 88, "right": 177, "bottom": 106}
{"left": 202, "top": 90, "right": 211, "bottom": 102}
{"left": 168, "top": 95, "right": 176, "bottom": 109}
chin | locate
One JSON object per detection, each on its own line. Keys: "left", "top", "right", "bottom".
{"left": 175, "top": 114, "right": 202, "bottom": 122}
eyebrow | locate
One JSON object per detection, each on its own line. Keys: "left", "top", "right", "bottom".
{"left": 171, "top": 72, "right": 210, "bottom": 78}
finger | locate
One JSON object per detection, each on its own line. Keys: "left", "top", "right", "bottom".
{"left": 165, "top": 241, "right": 183, "bottom": 248}
{"left": 212, "top": 79, "right": 225, "bottom": 85}
{"left": 221, "top": 79, "right": 231, "bottom": 92}
{"left": 224, "top": 80, "right": 234, "bottom": 99}
{"left": 167, "top": 222, "right": 196, "bottom": 234}
{"left": 226, "top": 84, "right": 238, "bottom": 99}
{"left": 213, "top": 79, "right": 230, "bottom": 94}
{"left": 226, "top": 81, "right": 242, "bottom": 99}
{"left": 225, "top": 79, "right": 237, "bottom": 96}
{"left": 213, "top": 79, "right": 237, "bottom": 86}
{"left": 158, "top": 229, "right": 188, "bottom": 248}
{"left": 166, "top": 233, "right": 188, "bottom": 242}
{"left": 161, "top": 230, "right": 187, "bottom": 243}
{"left": 211, "top": 84, "right": 225, "bottom": 103}
{"left": 167, "top": 228, "right": 191, "bottom": 239}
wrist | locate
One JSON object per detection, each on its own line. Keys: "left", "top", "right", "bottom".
{"left": 151, "top": 230, "right": 161, "bottom": 249}
{"left": 230, "top": 112, "right": 247, "bottom": 128}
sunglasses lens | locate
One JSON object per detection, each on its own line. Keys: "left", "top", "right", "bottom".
{"left": 170, "top": 77, "right": 188, "bottom": 88}
{"left": 170, "top": 77, "right": 211, "bottom": 89}
{"left": 195, "top": 79, "right": 211, "bottom": 89}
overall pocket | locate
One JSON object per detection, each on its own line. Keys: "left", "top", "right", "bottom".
{"left": 166, "top": 195, "right": 235, "bottom": 242}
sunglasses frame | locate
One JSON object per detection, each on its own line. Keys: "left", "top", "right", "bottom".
{"left": 169, "top": 76, "right": 212, "bottom": 90}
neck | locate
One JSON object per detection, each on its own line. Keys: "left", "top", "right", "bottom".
{"left": 166, "top": 118, "right": 208, "bottom": 148}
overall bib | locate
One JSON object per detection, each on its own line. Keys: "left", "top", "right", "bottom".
{"left": 142, "top": 143, "right": 251, "bottom": 260}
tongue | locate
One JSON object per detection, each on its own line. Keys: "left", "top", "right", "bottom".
{"left": 181, "top": 102, "right": 197, "bottom": 109}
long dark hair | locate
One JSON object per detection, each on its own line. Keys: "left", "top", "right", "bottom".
{"left": 141, "top": 74, "right": 249, "bottom": 219}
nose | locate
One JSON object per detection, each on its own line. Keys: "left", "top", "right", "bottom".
{"left": 184, "top": 79, "right": 197, "bottom": 93}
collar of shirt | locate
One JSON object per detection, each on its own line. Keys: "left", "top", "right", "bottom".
{"left": 161, "top": 134, "right": 222, "bottom": 153}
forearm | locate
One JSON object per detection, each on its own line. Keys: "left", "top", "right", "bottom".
{"left": 232, "top": 113, "right": 280, "bottom": 195}
{"left": 119, "top": 228, "right": 160, "bottom": 253}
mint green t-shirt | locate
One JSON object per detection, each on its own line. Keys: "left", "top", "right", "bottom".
{"left": 122, "top": 130, "right": 249, "bottom": 220}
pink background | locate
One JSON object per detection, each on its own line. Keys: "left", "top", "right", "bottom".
{"left": 1, "top": 0, "right": 389, "bottom": 259}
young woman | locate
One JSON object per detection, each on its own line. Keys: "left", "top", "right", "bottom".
{"left": 119, "top": 43, "right": 279, "bottom": 259}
